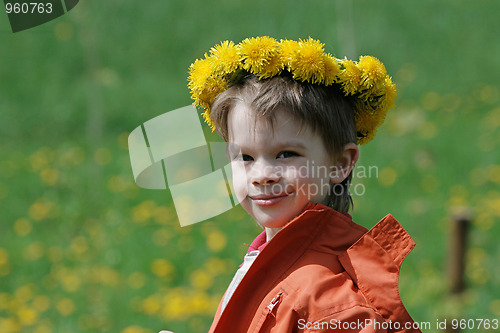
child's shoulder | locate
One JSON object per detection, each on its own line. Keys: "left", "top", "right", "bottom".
{"left": 271, "top": 209, "right": 417, "bottom": 325}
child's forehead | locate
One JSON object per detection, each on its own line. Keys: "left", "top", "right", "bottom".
{"left": 227, "top": 101, "right": 308, "bottom": 140}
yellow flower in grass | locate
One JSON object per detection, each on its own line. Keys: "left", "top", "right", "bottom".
{"left": 151, "top": 258, "right": 174, "bottom": 278}
{"left": 357, "top": 55, "right": 387, "bottom": 91}
{"left": 33, "top": 295, "right": 50, "bottom": 312}
{"left": 239, "top": 36, "right": 280, "bottom": 75}
{"left": 206, "top": 230, "right": 227, "bottom": 252}
{"left": 142, "top": 295, "right": 161, "bottom": 315}
{"left": 323, "top": 54, "right": 341, "bottom": 86}
{"left": 122, "top": 325, "right": 148, "bottom": 333}
{"left": 190, "top": 269, "right": 213, "bottom": 290}
{"left": 56, "top": 298, "right": 75, "bottom": 316}
{"left": 209, "top": 40, "right": 242, "bottom": 75}
{"left": 18, "top": 305, "right": 38, "bottom": 326}
{"left": 289, "top": 37, "right": 325, "bottom": 84}
{"left": 339, "top": 58, "right": 362, "bottom": 95}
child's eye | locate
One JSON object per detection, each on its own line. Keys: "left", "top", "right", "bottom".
{"left": 277, "top": 151, "right": 299, "bottom": 159}
{"left": 241, "top": 154, "right": 254, "bottom": 162}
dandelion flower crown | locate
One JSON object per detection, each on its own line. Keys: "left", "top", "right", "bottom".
{"left": 188, "top": 36, "right": 397, "bottom": 145}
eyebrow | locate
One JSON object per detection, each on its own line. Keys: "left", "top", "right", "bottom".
{"left": 275, "top": 140, "right": 307, "bottom": 150}
{"left": 228, "top": 139, "right": 307, "bottom": 149}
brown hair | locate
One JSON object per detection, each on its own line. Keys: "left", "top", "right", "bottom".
{"left": 211, "top": 70, "right": 357, "bottom": 212}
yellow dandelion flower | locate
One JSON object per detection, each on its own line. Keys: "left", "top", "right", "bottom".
{"left": 128, "top": 272, "right": 146, "bottom": 289}
{"left": 192, "top": 75, "right": 227, "bottom": 129}
{"left": 207, "top": 76, "right": 227, "bottom": 98}
{"left": 15, "top": 285, "right": 34, "bottom": 303}
{"left": 209, "top": 40, "right": 242, "bottom": 75}
{"left": 188, "top": 292, "right": 212, "bottom": 315}
{"left": 142, "top": 295, "right": 161, "bottom": 315}
{"left": 355, "top": 106, "right": 378, "bottom": 131}
{"left": 193, "top": 98, "right": 210, "bottom": 114}
{"left": 239, "top": 36, "right": 280, "bottom": 74}
{"left": 56, "top": 298, "right": 75, "bottom": 316}
{"left": 0, "top": 249, "right": 8, "bottom": 267}
{"left": 356, "top": 127, "right": 376, "bottom": 145}
{"left": 357, "top": 55, "right": 387, "bottom": 90}
{"left": 190, "top": 269, "right": 213, "bottom": 290}
{"left": 206, "top": 230, "right": 227, "bottom": 252}
{"left": 196, "top": 76, "right": 227, "bottom": 107}
{"left": 202, "top": 110, "right": 215, "bottom": 131}
{"left": 359, "top": 76, "right": 396, "bottom": 110}
{"left": 122, "top": 325, "right": 147, "bottom": 333}
{"left": 339, "top": 58, "right": 362, "bottom": 95}
{"left": 151, "top": 258, "right": 174, "bottom": 278}
{"left": 14, "top": 218, "right": 32, "bottom": 237}
{"left": 258, "top": 52, "right": 284, "bottom": 79}
{"left": 382, "top": 76, "right": 397, "bottom": 110}
{"left": 359, "top": 84, "right": 385, "bottom": 107}
{"left": 33, "top": 295, "right": 50, "bottom": 312}
{"left": 323, "top": 54, "right": 340, "bottom": 86}
{"left": 61, "top": 272, "right": 81, "bottom": 292}
{"left": 355, "top": 105, "right": 387, "bottom": 145}
{"left": 188, "top": 56, "right": 212, "bottom": 95}
{"left": 290, "top": 37, "right": 325, "bottom": 84}
{"left": 279, "top": 39, "right": 300, "bottom": 66}
{"left": 187, "top": 36, "right": 397, "bottom": 143}
{"left": 17, "top": 305, "right": 38, "bottom": 326}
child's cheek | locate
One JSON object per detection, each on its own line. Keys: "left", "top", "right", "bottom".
{"left": 230, "top": 161, "right": 249, "bottom": 204}
{"left": 284, "top": 163, "right": 307, "bottom": 188}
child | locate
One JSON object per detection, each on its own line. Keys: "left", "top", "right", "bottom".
{"left": 163, "top": 37, "right": 420, "bottom": 333}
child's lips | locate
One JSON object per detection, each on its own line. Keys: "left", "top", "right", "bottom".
{"left": 250, "top": 193, "right": 290, "bottom": 207}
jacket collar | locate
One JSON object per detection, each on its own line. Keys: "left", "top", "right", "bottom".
{"left": 247, "top": 202, "right": 357, "bottom": 253}
{"left": 212, "top": 203, "right": 367, "bottom": 332}
{"left": 339, "top": 213, "right": 417, "bottom": 329}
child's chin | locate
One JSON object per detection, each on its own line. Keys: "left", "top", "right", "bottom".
{"left": 254, "top": 212, "right": 293, "bottom": 229}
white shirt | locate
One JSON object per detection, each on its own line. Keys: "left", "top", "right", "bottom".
{"left": 220, "top": 250, "right": 259, "bottom": 313}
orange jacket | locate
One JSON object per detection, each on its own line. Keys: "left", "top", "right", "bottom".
{"left": 208, "top": 203, "right": 421, "bottom": 333}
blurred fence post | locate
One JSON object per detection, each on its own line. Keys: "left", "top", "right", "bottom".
{"left": 445, "top": 209, "right": 471, "bottom": 333}
{"left": 450, "top": 212, "right": 470, "bottom": 294}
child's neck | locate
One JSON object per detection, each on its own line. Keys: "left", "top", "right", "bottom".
{"left": 265, "top": 227, "right": 282, "bottom": 242}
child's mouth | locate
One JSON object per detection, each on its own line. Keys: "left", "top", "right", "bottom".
{"left": 249, "top": 193, "right": 290, "bottom": 207}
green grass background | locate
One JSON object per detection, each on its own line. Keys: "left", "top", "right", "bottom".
{"left": 0, "top": 0, "right": 499, "bottom": 332}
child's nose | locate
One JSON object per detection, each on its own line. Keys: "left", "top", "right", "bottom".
{"left": 251, "top": 160, "right": 280, "bottom": 186}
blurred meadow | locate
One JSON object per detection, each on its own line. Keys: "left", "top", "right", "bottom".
{"left": 0, "top": 0, "right": 499, "bottom": 332}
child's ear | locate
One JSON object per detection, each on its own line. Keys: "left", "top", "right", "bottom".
{"left": 330, "top": 143, "right": 359, "bottom": 184}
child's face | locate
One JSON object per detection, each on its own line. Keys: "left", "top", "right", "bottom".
{"left": 227, "top": 101, "right": 337, "bottom": 231}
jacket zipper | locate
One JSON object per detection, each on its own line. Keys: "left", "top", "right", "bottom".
{"left": 265, "top": 292, "right": 283, "bottom": 318}
{"left": 251, "top": 291, "right": 284, "bottom": 333}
